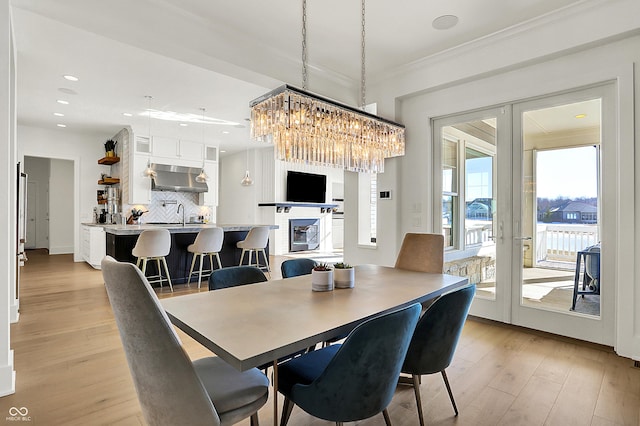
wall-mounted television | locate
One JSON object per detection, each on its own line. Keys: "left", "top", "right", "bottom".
{"left": 286, "top": 171, "right": 327, "bottom": 204}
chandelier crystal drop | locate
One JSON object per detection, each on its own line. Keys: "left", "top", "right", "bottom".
{"left": 249, "top": 0, "right": 404, "bottom": 173}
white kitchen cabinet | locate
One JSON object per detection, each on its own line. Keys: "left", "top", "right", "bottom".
{"left": 82, "top": 225, "right": 106, "bottom": 269}
{"left": 199, "top": 161, "right": 219, "bottom": 206}
{"left": 129, "top": 154, "right": 152, "bottom": 205}
{"left": 153, "top": 136, "right": 203, "bottom": 161}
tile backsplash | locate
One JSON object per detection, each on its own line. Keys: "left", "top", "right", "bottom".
{"left": 124, "top": 191, "right": 213, "bottom": 224}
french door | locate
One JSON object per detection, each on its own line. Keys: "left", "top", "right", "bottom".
{"left": 434, "top": 84, "right": 615, "bottom": 344}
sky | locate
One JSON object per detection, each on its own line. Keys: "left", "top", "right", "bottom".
{"left": 536, "top": 146, "right": 598, "bottom": 199}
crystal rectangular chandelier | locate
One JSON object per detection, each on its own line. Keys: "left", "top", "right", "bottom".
{"left": 249, "top": 84, "right": 405, "bottom": 173}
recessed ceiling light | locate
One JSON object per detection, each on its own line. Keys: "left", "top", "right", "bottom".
{"left": 53, "top": 112, "right": 64, "bottom": 117}
{"left": 432, "top": 15, "right": 459, "bottom": 30}
{"left": 575, "top": 113, "right": 587, "bottom": 119}
{"left": 57, "top": 100, "right": 69, "bottom": 105}
{"left": 56, "top": 124, "right": 67, "bottom": 128}
{"left": 179, "top": 123, "right": 188, "bottom": 127}
{"left": 221, "top": 130, "right": 230, "bottom": 134}
{"left": 63, "top": 75, "right": 79, "bottom": 81}
{"left": 220, "top": 150, "right": 227, "bottom": 153}
{"left": 58, "top": 88, "right": 77, "bottom": 95}
{"left": 123, "top": 113, "right": 133, "bottom": 117}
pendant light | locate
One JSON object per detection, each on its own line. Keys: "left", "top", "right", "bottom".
{"left": 240, "top": 148, "right": 254, "bottom": 186}
{"left": 142, "top": 95, "right": 156, "bottom": 179}
{"left": 195, "top": 107, "right": 209, "bottom": 183}
{"left": 249, "top": 0, "right": 404, "bottom": 173}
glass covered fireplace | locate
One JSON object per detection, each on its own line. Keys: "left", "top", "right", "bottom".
{"left": 289, "top": 218, "right": 320, "bottom": 252}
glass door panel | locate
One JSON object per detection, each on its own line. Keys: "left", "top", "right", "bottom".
{"left": 512, "top": 85, "right": 614, "bottom": 345}
{"left": 435, "top": 108, "right": 510, "bottom": 322}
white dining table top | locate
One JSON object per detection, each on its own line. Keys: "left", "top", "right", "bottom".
{"left": 161, "top": 264, "right": 469, "bottom": 371}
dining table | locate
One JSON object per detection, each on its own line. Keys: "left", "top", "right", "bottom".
{"left": 160, "top": 264, "right": 469, "bottom": 425}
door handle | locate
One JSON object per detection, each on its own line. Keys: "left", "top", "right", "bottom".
{"left": 514, "top": 236, "right": 532, "bottom": 241}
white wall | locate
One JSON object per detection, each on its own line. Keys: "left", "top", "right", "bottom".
{"left": 18, "top": 124, "right": 113, "bottom": 262}
{"left": 49, "top": 159, "right": 74, "bottom": 254}
{"left": 342, "top": 0, "right": 640, "bottom": 360}
{"left": 0, "top": 0, "right": 15, "bottom": 396}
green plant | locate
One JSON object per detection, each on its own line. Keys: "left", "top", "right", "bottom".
{"left": 312, "top": 262, "right": 332, "bottom": 271}
{"left": 104, "top": 139, "right": 117, "bottom": 152}
{"left": 333, "top": 262, "right": 352, "bottom": 269}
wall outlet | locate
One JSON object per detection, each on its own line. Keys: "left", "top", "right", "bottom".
{"left": 379, "top": 190, "right": 392, "bottom": 199}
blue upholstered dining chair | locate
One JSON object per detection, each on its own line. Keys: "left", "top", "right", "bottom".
{"left": 208, "top": 265, "right": 268, "bottom": 290}
{"left": 101, "top": 256, "right": 269, "bottom": 426}
{"left": 277, "top": 303, "right": 422, "bottom": 426}
{"left": 401, "top": 284, "right": 476, "bottom": 426}
{"left": 280, "top": 258, "right": 317, "bottom": 279}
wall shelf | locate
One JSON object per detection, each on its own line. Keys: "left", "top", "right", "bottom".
{"left": 259, "top": 202, "right": 338, "bottom": 213}
{"left": 98, "top": 178, "right": 120, "bottom": 185}
{"left": 98, "top": 156, "right": 120, "bottom": 165}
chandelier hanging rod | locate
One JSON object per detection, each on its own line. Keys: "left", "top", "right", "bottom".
{"left": 249, "top": 84, "right": 405, "bottom": 130}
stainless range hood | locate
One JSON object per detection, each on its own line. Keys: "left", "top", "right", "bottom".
{"left": 151, "top": 163, "right": 208, "bottom": 193}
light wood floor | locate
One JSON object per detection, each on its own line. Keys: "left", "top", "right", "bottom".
{"left": 3, "top": 250, "right": 639, "bottom": 425}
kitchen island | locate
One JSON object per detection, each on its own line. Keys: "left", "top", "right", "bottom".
{"left": 98, "top": 223, "right": 278, "bottom": 285}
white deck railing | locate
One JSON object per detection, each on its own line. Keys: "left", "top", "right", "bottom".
{"left": 536, "top": 224, "right": 598, "bottom": 262}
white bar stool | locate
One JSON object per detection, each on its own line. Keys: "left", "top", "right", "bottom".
{"left": 132, "top": 229, "right": 173, "bottom": 292}
{"left": 236, "top": 226, "right": 271, "bottom": 278}
{"left": 187, "top": 227, "right": 224, "bottom": 288}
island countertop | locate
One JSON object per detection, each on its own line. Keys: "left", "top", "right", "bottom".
{"left": 83, "top": 223, "right": 278, "bottom": 235}
{"left": 98, "top": 223, "right": 278, "bottom": 285}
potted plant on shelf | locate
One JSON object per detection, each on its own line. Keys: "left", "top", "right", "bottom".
{"left": 311, "top": 263, "right": 334, "bottom": 292}
{"left": 333, "top": 262, "right": 355, "bottom": 288}
{"left": 104, "top": 139, "right": 117, "bottom": 157}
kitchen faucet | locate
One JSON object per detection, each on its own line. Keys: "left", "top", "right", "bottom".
{"left": 177, "top": 204, "right": 185, "bottom": 226}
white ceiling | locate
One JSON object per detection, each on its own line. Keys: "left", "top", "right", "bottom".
{"left": 11, "top": 0, "right": 586, "bottom": 155}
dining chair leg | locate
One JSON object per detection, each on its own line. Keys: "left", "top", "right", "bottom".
{"left": 140, "top": 258, "right": 147, "bottom": 274}
{"left": 382, "top": 408, "right": 392, "bottom": 426}
{"left": 441, "top": 369, "right": 458, "bottom": 416}
{"left": 280, "top": 397, "right": 294, "bottom": 426}
{"left": 161, "top": 257, "right": 173, "bottom": 292}
{"left": 239, "top": 249, "right": 246, "bottom": 266}
{"left": 187, "top": 254, "right": 197, "bottom": 286}
{"left": 214, "top": 252, "right": 222, "bottom": 270}
{"left": 412, "top": 374, "right": 425, "bottom": 426}
{"left": 136, "top": 258, "right": 141, "bottom": 268}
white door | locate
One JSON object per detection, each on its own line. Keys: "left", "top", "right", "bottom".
{"left": 511, "top": 84, "right": 615, "bottom": 345}
{"left": 434, "top": 84, "right": 615, "bottom": 345}
{"left": 434, "top": 106, "right": 513, "bottom": 323}
{"left": 26, "top": 181, "right": 37, "bottom": 250}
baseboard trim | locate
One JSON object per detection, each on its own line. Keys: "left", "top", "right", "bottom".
{"left": 0, "top": 351, "right": 16, "bottom": 396}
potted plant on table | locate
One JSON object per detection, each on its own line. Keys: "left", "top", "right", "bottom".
{"left": 311, "top": 263, "right": 334, "bottom": 292}
{"left": 333, "top": 262, "right": 355, "bottom": 288}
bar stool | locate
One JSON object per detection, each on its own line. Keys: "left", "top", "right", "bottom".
{"left": 132, "top": 229, "right": 173, "bottom": 292}
{"left": 187, "top": 227, "right": 224, "bottom": 288}
{"left": 237, "top": 226, "right": 271, "bottom": 278}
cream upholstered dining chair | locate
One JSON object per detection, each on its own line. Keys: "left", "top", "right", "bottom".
{"left": 236, "top": 226, "right": 271, "bottom": 278}
{"left": 395, "top": 233, "right": 445, "bottom": 274}
{"left": 187, "top": 227, "right": 224, "bottom": 288}
{"left": 101, "top": 256, "right": 269, "bottom": 426}
{"left": 132, "top": 228, "right": 173, "bottom": 292}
